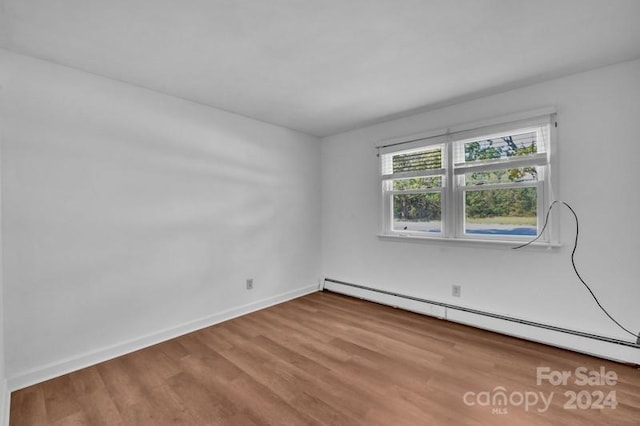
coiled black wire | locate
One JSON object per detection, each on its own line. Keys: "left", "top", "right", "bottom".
{"left": 513, "top": 200, "right": 639, "bottom": 341}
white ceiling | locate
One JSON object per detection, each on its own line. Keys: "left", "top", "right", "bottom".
{"left": 2, "top": 0, "right": 640, "bottom": 137}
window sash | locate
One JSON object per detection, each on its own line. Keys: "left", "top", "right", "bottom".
{"left": 388, "top": 190, "right": 444, "bottom": 235}
{"left": 460, "top": 180, "right": 539, "bottom": 192}
{"left": 380, "top": 143, "right": 445, "bottom": 179}
{"left": 453, "top": 152, "right": 547, "bottom": 175}
{"left": 459, "top": 181, "right": 544, "bottom": 240}
{"left": 389, "top": 188, "right": 443, "bottom": 195}
{"left": 382, "top": 167, "right": 446, "bottom": 181}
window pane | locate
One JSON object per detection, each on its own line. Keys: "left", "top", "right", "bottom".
{"left": 393, "top": 147, "right": 442, "bottom": 173}
{"left": 464, "top": 188, "right": 537, "bottom": 236}
{"left": 465, "top": 167, "right": 538, "bottom": 186}
{"left": 464, "top": 131, "right": 537, "bottom": 163}
{"left": 393, "top": 176, "right": 442, "bottom": 190}
{"left": 393, "top": 193, "right": 441, "bottom": 233}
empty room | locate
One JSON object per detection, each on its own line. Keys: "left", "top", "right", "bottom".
{"left": 1, "top": 0, "right": 640, "bottom": 424}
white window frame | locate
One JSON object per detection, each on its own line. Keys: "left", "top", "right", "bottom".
{"left": 381, "top": 142, "right": 447, "bottom": 237}
{"left": 378, "top": 109, "right": 559, "bottom": 246}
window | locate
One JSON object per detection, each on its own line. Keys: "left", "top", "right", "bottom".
{"left": 381, "top": 144, "right": 445, "bottom": 234}
{"left": 379, "top": 111, "right": 556, "bottom": 244}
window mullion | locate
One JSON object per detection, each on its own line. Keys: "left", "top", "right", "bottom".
{"left": 536, "top": 180, "right": 545, "bottom": 239}
{"left": 445, "top": 138, "right": 456, "bottom": 238}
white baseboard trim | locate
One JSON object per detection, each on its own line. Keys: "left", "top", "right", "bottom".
{"left": 1, "top": 379, "right": 9, "bottom": 426}
{"left": 446, "top": 309, "right": 640, "bottom": 365}
{"left": 8, "top": 284, "right": 318, "bottom": 392}
{"left": 324, "top": 280, "right": 640, "bottom": 365}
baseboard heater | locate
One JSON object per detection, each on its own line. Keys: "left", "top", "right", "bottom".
{"left": 322, "top": 278, "right": 639, "bottom": 349}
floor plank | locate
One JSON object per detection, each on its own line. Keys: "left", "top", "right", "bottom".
{"left": 10, "top": 291, "right": 640, "bottom": 425}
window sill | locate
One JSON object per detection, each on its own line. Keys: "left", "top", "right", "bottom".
{"left": 377, "top": 233, "right": 562, "bottom": 250}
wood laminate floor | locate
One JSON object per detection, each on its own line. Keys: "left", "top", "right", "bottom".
{"left": 9, "top": 291, "right": 640, "bottom": 425}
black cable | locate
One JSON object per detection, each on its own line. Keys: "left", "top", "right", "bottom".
{"left": 511, "top": 200, "right": 560, "bottom": 250}
{"left": 513, "top": 201, "right": 639, "bottom": 341}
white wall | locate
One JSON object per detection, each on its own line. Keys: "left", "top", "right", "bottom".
{"left": 0, "top": 137, "right": 6, "bottom": 426}
{"left": 322, "top": 59, "right": 640, "bottom": 361}
{"left": 0, "top": 49, "right": 321, "bottom": 388}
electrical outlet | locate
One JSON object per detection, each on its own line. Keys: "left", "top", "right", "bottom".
{"left": 452, "top": 284, "right": 461, "bottom": 297}
{"left": 246, "top": 278, "right": 254, "bottom": 290}
{"left": 636, "top": 332, "right": 640, "bottom": 346}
